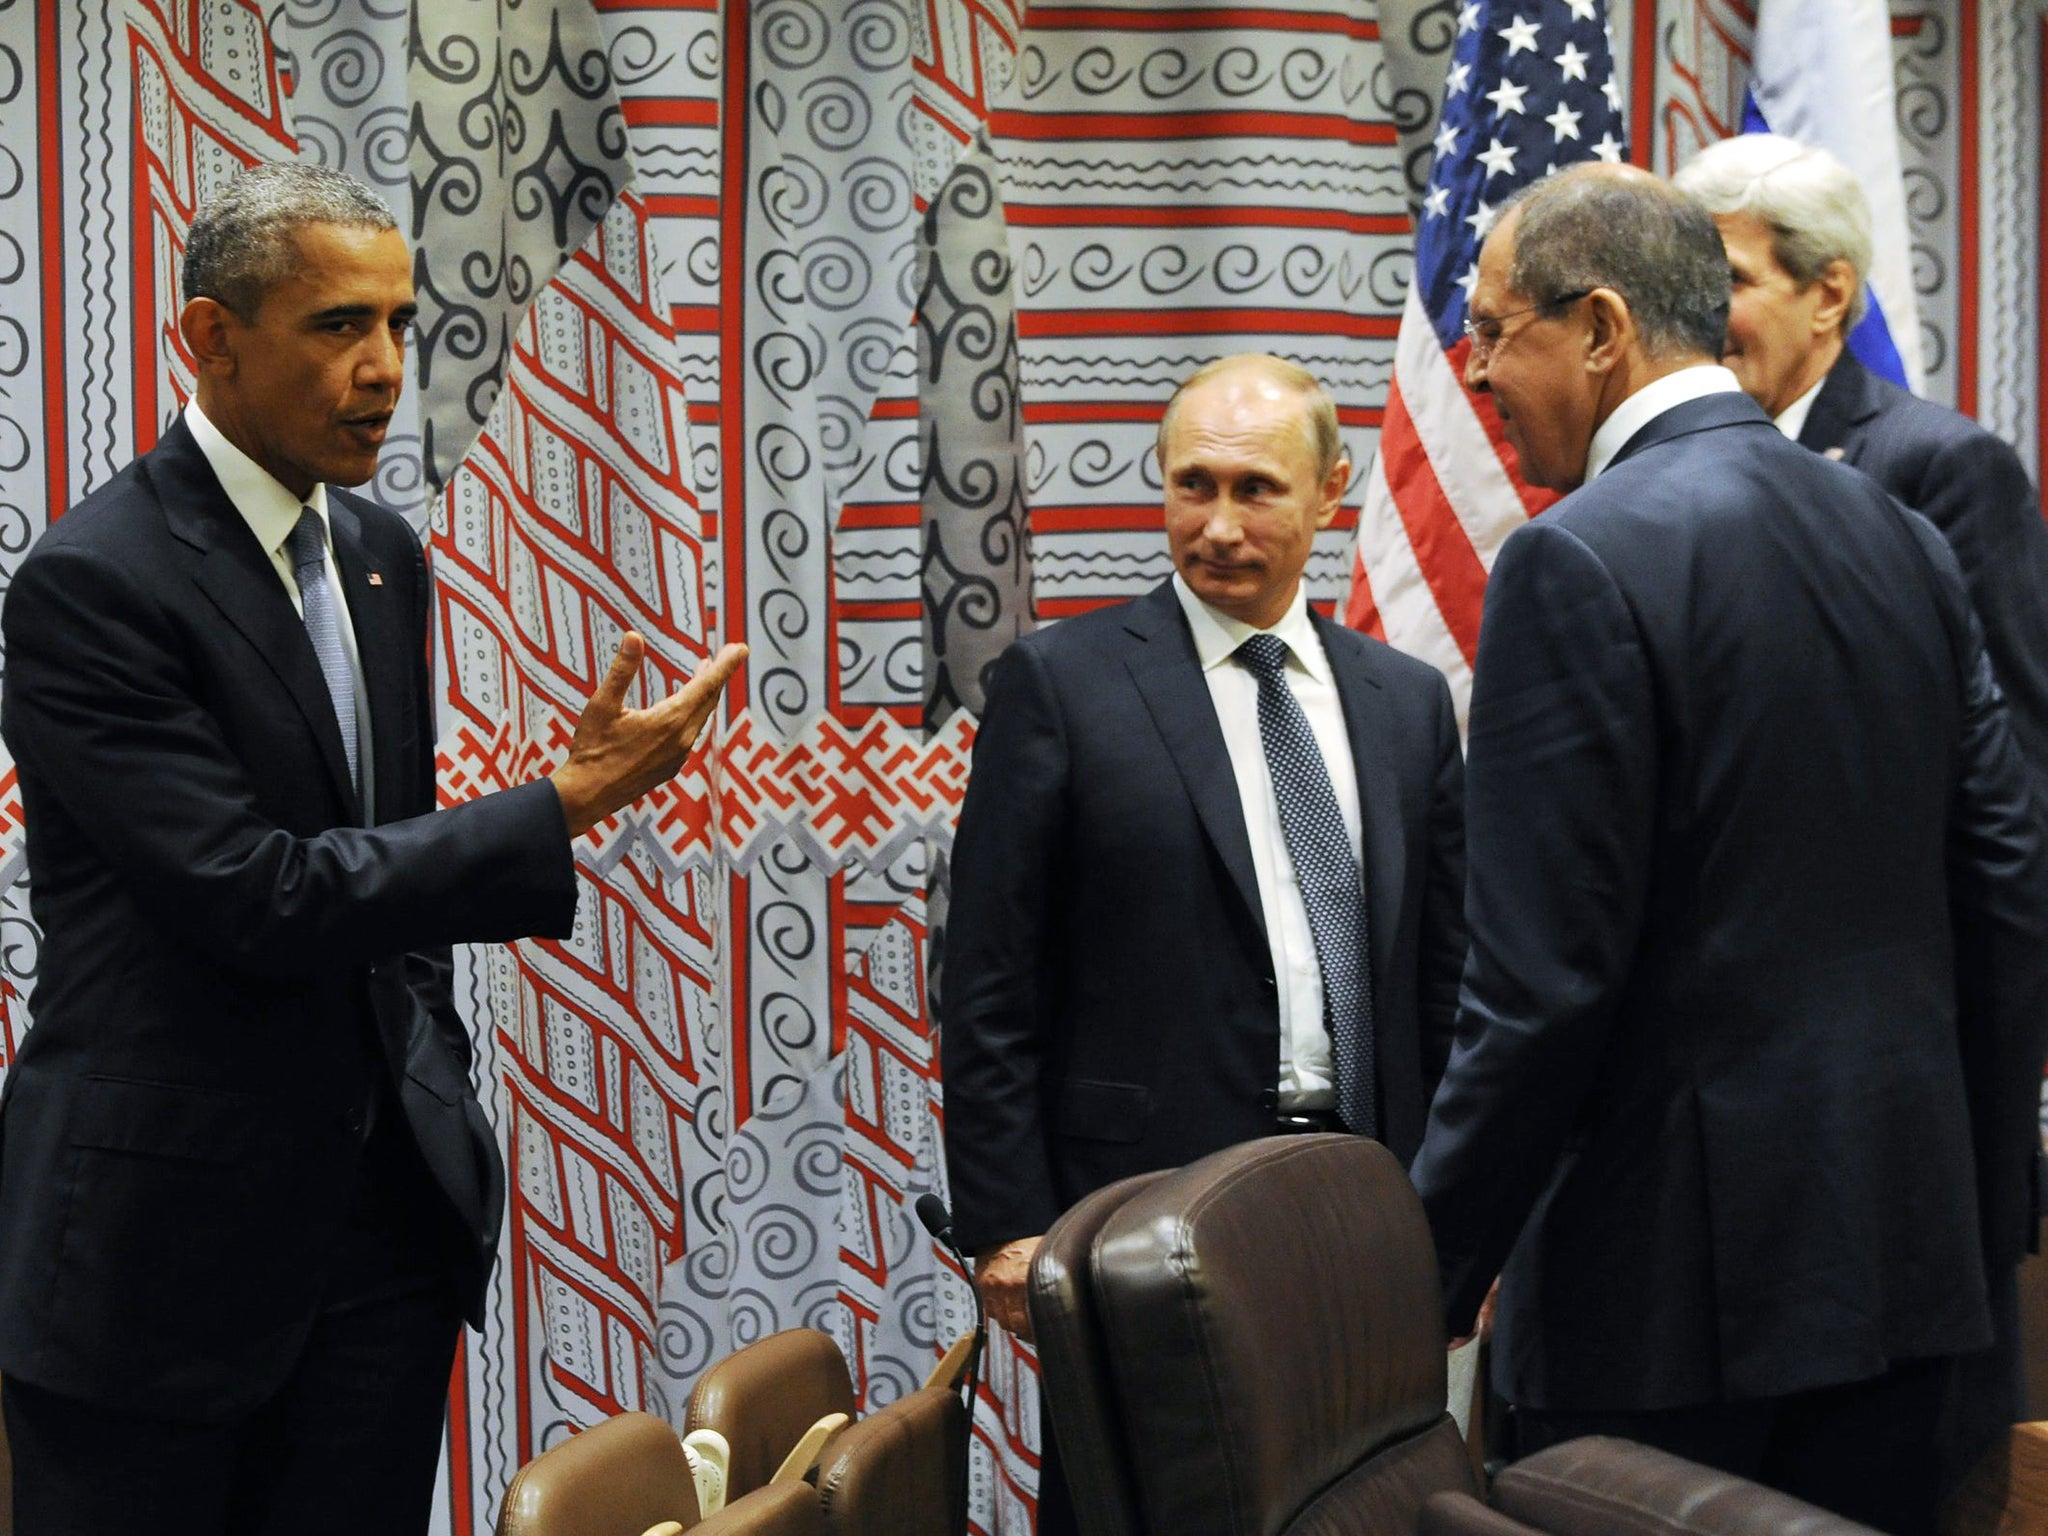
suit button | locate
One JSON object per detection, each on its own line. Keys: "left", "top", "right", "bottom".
{"left": 1259, "top": 1088, "right": 1278, "bottom": 1112}
{"left": 344, "top": 1109, "right": 365, "bottom": 1137}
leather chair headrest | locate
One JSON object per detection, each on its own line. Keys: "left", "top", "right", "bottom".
{"left": 1086, "top": 1135, "right": 1452, "bottom": 1534}
{"left": 495, "top": 1412, "right": 698, "bottom": 1536}
{"left": 687, "top": 1328, "right": 858, "bottom": 1498}
{"left": 813, "top": 1382, "right": 966, "bottom": 1536}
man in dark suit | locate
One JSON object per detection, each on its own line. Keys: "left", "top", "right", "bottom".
{"left": 1410, "top": 164, "right": 2048, "bottom": 1535}
{"left": 1676, "top": 131, "right": 2048, "bottom": 1485}
{"left": 941, "top": 353, "right": 1466, "bottom": 1530}
{"left": 1674, "top": 133, "right": 2048, "bottom": 781}
{"left": 0, "top": 164, "right": 743, "bottom": 1533}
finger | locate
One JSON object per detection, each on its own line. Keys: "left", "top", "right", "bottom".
{"left": 591, "top": 632, "right": 647, "bottom": 718}
{"left": 651, "top": 642, "right": 750, "bottom": 736}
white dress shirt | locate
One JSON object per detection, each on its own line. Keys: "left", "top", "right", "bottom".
{"left": 1172, "top": 575, "right": 1363, "bottom": 1109}
{"left": 1773, "top": 372, "right": 1828, "bottom": 442}
{"left": 185, "top": 400, "right": 375, "bottom": 815}
{"left": 1583, "top": 364, "right": 1743, "bottom": 483}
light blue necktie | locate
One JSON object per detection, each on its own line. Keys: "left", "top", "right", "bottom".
{"left": 1235, "top": 633, "right": 1376, "bottom": 1137}
{"left": 287, "top": 507, "right": 360, "bottom": 795}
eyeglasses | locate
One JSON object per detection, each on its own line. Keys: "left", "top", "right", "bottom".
{"left": 1461, "top": 289, "right": 1594, "bottom": 360}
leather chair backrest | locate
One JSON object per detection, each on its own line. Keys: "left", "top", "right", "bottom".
{"left": 693, "top": 1482, "right": 825, "bottom": 1536}
{"left": 1071, "top": 1134, "right": 1474, "bottom": 1536}
{"left": 1492, "top": 1438, "right": 1882, "bottom": 1535}
{"left": 495, "top": 1411, "right": 699, "bottom": 1536}
{"left": 813, "top": 1382, "right": 966, "bottom": 1536}
{"left": 1029, "top": 1171, "right": 1172, "bottom": 1536}
{"left": 687, "top": 1328, "right": 858, "bottom": 1499}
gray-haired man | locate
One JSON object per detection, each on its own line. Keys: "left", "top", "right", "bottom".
{"left": 1412, "top": 163, "right": 2048, "bottom": 1533}
{"left": 0, "top": 162, "right": 742, "bottom": 1531}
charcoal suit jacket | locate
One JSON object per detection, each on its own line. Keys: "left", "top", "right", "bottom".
{"left": 1411, "top": 390, "right": 2048, "bottom": 1412}
{"left": 1799, "top": 349, "right": 2048, "bottom": 788}
{"left": 0, "top": 418, "right": 576, "bottom": 1421}
{"left": 941, "top": 579, "right": 1467, "bottom": 1257}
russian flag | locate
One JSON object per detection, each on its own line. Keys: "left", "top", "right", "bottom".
{"left": 1743, "top": 0, "right": 1923, "bottom": 392}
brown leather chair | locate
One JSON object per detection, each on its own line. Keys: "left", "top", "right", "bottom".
{"left": 811, "top": 1382, "right": 967, "bottom": 1536}
{"left": 685, "top": 1328, "right": 858, "bottom": 1500}
{"left": 494, "top": 1411, "right": 699, "bottom": 1536}
{"left": 1028, "top": 1134, "right": 1475, "bottom": 1536}
{"left": 1422, "top": 1437, "right": 1882, "bottom": 1535}
{"left": 692, "top": 1483, "right": 824, "bottom": 1536}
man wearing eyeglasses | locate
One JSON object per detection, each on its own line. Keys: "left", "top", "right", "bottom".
{"left": 1409, "top": 163, "right": 2048, "bottom": 1533}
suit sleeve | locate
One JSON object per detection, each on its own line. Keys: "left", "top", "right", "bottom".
{"left": 1417, "top": 669, "right": 1467, "bottom": 1097}
{"left": 1905, "top": 430, "right": 2048, "bottom": 781}
{"left": 1906, "top": 514, "right": 2048, "bottom": 1274}
{"left": 0, "top": 537, "right": 577, "bottom": 981}
{"left": 1408, "top": 520, "right": 1658, "bottom": 1333}
{"left": 940, "top": 638, "right": 1070, "bottom": 1257}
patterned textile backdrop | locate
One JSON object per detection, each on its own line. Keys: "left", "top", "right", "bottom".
{"left": 0, "top": 4, "right": 2040, "bottom": 1533}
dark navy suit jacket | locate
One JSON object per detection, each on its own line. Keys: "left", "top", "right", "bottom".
{"left": 1411, "top": 391, "right": 2048, "bottom": 1412}
{"left": 0, "top": 419, "right": 576, "bottom": 1420}
{"left": 1800, "top": 349, "right": 2048, "bottom": 789}
{"left": 941, "top": 579, "right": 1466, "bottom": 1257}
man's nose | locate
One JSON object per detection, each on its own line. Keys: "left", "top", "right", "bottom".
{"left": 358, "top": 326, "right": 404, "bottom": 391}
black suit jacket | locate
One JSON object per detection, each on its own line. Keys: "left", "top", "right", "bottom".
{"left": 1411, "top": 392, "right": 2048, "bottom": 1412}
{"left": 1800, "top": 349, "right": 2048, "bottom": 787}
{"left": 941, "top": 579, "right": 1466, "bottom": 1256}
{"left": 0, "top": 419, "right": 577, "bottom": 1420}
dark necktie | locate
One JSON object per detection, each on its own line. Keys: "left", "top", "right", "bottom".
{"left": 288, "top": 507, "right": 360, "bottom": 794}
{"left": 1235, "top": 633, "right": 1376, "bottom": 1137}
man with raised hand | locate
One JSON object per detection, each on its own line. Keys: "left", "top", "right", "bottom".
{"left": 0, "top": 162, "right": 743, "bottom": 1533}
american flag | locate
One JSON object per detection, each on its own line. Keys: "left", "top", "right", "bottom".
{"left": 1345, "top": 0, "right": 1626, "bottom": 718}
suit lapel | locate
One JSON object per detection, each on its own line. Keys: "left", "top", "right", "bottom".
{"left": 1314, "top": 614, "right": 1402, "bottom": 982}
{"left": 151, "top": 421, "right": 361, "bottom": 818}
{"left": 1795, "top": 351, "right": 1882, "bottom": 466}
{"left": 330, "top": 499, "right": 404, "bottom": 827}
{"left": 1120, "top": 584, "right": 1266, "bottom": 938}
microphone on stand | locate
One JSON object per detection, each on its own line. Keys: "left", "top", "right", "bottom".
{"left": 916, "top": 1193, "right": 988, "bottom": 1380}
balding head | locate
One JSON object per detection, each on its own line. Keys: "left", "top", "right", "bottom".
{"left": 1157, "top": 354, "right": 1342, "bottom": 484}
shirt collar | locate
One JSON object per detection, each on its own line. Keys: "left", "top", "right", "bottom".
{"left": 185, "top": 399, "right": 330, "bottom": 560}
{"left": 1773, "top": 371, "right": 1828, "bottom": 442}
{"left": 1584, "top": 364, "right": 1743, "bottom": 483}
{"left": 1171, "top": 573, "right": 1332, "bottom": 684}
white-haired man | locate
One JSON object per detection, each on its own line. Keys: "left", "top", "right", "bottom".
{"left": 1677, "top": 133, "right": 2048, "bottom": 1485}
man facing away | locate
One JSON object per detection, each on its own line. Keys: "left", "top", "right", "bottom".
{"left": 942, "top": 354, "right": 1466, "bottom": 1533}
{"left": 0, "top": 163, "right": 744, "bottom": 1533}
{"left": 1409, "top": 164, "right": 2048, "bottom": 1534}
{"left": 1676, "top": 127, "right": 2048, "bottom": 1498}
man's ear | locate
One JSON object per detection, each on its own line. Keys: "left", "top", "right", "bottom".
{"left": 180, "top": 297, "right": 239, "bottom": 379}
{"left": 1812, "top": 257, "right": 1858, "bottom": 337}
{"left": 1583, "top": 288, "right": 1631, "bottom": 375}
{"left": 1316, "top": 455, "right": 1352, "bottom": 529}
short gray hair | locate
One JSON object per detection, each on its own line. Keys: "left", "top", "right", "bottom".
{"left": 1157, "top": 354, "right": 1343, "bottom": 481}
{"left": 182, "top": 162, "right": 398, "bottom": 319}
{"left": 1672, "top": 133, "right": 1871, "bottom": 330}
{"left": 1499, "top": 164, "right": 1730, "bottom": 362}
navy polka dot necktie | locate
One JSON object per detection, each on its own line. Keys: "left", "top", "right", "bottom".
{"left": 288, "top": 507, "right": 360, "bottom": 795}
{"left": 1235, "top": 633, "right": 1376, "bottom": 1138}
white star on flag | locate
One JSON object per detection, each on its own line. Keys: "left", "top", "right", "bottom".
{"left": 1446, "top": 60, "right": 1473, "bottom": 96}
{"left": 1478, "top": 137, "right": 1520, "bottom": 178}
{"left": 1603, "top": 75, "right": 1623, "bottom": 110}
{"left": 1592, "top": 131, "right": 1624, "bottom": 162}
{"left": 1436, "top": 120, "right": 1462, "bottom": 157}
{"left": 1457, "top": 263, "right": 1479, "bottom": 297}
{"left": 1486, "top": 79, "right": 1530, "bottom": 116}
{"left": 1424, "top": 185, "right": 1452, "bottom": 219}
{"left": 1498, "top": 15, "right": 1540, "bottom": 53}
{"left": 1465, "top": 201, "right": 1498, "bottom": 239}
{"left": 1459, "top": 2, "right": 1482, "bottom": 33}
{"left": 1567, "top": 0, "right": 1598, "bottom": 17}
{"left": 1555, "top": 40, "right": 1590, "bottom": 80}
{"left": 1546, "top": 101, "right": 1582, "bottom": 141}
